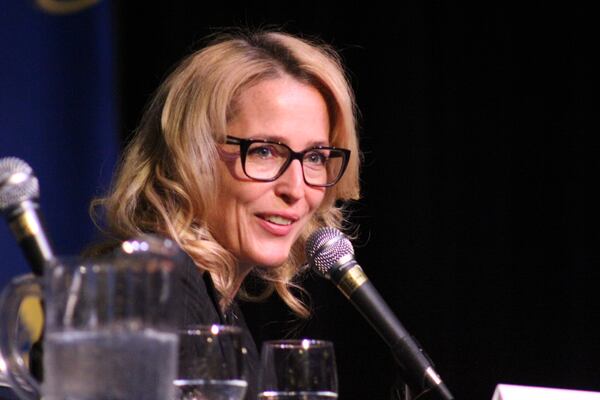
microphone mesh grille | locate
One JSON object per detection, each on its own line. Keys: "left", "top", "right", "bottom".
{"left": 305, "top": 227, "right": 354, "bottom": 277}
{"left": 0, "top": 157, "right": 39, "bottom": 211}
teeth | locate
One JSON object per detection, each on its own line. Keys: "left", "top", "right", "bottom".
{"left": 265, "top": 215, "right": 293, "bottom": 225}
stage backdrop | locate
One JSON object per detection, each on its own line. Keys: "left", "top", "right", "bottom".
{"left": 0, "top": 0, "right": 118, "bottom": 287}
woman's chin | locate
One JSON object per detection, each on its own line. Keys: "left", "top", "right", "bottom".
{"left": 247, "top": 251, "right": 291, "bottom": 270}
{"left": 238, "top": 238, "right": 294, "bottom": 268}
{"left": 257, "top": 258, "right": 289, "bottom": 269}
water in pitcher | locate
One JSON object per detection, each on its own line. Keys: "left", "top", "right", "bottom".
{"left": 43, "top": 328, "right": 178, "bottom": 400}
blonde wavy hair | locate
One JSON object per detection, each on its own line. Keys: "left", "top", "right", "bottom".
{"left": 92, "top": 30, "right": 361, "bottom": 317}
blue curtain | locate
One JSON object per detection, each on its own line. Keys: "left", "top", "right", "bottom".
{"left": 0, "top": 0, "right": 118, "bottom": 286}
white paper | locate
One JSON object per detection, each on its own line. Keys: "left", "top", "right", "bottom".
{"left": 493, "top": 384, "right": 600, "bottom": 400}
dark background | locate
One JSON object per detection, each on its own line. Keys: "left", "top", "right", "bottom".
{"left": 118, "top": 3, "right": 596, "bottom": 400}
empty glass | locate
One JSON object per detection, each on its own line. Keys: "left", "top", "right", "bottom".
{"left": 175, "top": 325, "right": 248, "bottom": 400}
{"left": 258, "top": 339, "right": 338, "bottom": 399}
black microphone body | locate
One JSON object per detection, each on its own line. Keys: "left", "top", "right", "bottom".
{"left": 307, "top": 228, "right": 454, "bottom": 400}
{"left": 331, "top": 259, "right": 452, "bottom": 400}
{"left": 4, "top": 199, "right": 54, "bottom": 276}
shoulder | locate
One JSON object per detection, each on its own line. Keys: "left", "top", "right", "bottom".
{"left": 172, "top": 253, "right": 222, "bottom": 327}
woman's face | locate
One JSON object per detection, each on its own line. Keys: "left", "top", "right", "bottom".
{"left": 208, "top": 76, "right": 329, "bottom": 272}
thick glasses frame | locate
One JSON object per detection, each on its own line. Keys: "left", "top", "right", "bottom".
{"left": 225, "top": 135, "right": 351, "bottom": 187}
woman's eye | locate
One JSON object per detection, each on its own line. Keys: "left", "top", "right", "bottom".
{"left": 249, "top": 145, "right": 275, "bottom": 158}
{"left": 305, "top": 151, "right": 327, "bottom": 165}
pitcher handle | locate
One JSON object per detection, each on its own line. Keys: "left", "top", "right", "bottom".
{"left": 0, "top": 274, "right": 42, "bottom": 400}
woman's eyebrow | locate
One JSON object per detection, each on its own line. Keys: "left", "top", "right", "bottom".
{"left": 248, "top": 134, "right": 330, "bottom": 149}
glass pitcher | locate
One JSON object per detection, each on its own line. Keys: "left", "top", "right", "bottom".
{"left": 0, "top": 235, "right": 182, "bottom": 400}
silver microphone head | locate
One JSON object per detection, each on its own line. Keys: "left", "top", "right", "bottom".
{"left": 0, "top": 157, "right": 40, "bottom": 213}
{"left": 305, "top": 227, "right": 355, "bottom": 278}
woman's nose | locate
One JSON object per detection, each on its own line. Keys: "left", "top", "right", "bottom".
{"left": 274, "top": 159, "right": 305, "bottom": 202}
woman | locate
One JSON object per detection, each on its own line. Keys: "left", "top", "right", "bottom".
{"left": 91, "top": 30, "right": 360, "bottom": 398}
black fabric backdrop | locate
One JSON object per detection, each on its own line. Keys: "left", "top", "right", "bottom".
{"left": 116, "top": 3, "right": 597, "bottom": 399}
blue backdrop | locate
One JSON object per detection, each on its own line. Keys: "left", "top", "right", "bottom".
{"left": 0, "top": 0, "right": 118, "bottom": 287}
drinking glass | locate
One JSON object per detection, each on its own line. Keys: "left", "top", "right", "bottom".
{"left": 258, "top": 339, "right": 338, "bottom": 400}
{"left": 175, "top": 325, "right": 248, "bottom": 400}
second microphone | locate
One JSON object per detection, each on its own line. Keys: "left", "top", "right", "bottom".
{"left": 305, "top": 227, "right": 454, "bottom": 400}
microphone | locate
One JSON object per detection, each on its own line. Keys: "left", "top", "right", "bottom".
{"left": 306, "top": 227, "right": 454, "bottom": 400}
{"left": 0, "top": 157, "right": 55, "bottom": 276}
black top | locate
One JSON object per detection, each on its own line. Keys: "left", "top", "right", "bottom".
{"left": 173, "top": 254, "right": 260, "bottom": 400}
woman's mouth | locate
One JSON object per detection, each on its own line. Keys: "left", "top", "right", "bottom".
{"left": 263, "top": 215, "right": 294, "bottom": 225}
{"left": 256, "top": 213, "right": 297, "bottom": 236}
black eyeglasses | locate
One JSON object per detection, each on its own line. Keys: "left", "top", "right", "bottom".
{"left": 224, "top": 135, "right": 350, "bottom": 187}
